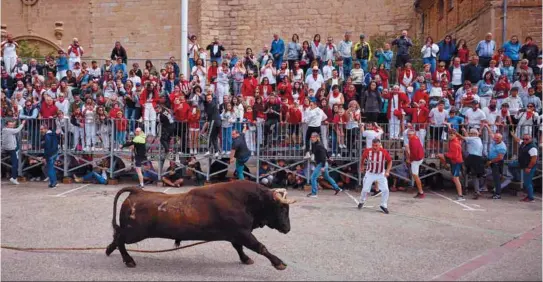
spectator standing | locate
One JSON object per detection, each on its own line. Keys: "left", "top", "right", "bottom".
{"left": 140, "top": 82, "right": 159, "bottom": 136}
{"left": 204, "top": 93, "right": 222, "bottom": 157}
{"left": 229, "top": 129, "right": 251, "bottom": 180}
{"left": 457, "top": 127, "right": 485, "bottom": 199}
{"left": 475, "top": 33, "right": 496, "bottom": 68}
{"left": 303, "top": 99, "right": 327, "bottom": 158}
{"left": 483, "top": 125, "right": 507, "bottom": 199}
{"left": 338, "top": 32, "right": 353, "bottom": 78}
{"left": 206, "top": 36, "right": 225, "bottom": 65}
{"left": 2, "top": 120, "right": 26, "bottom": 185}
{"left": 508, "top": 133, "right": 538, "bottom": 202}
{"left": 286, "top": 34, "right": 302, "bottom": 71}
{"left": 354, "top": 34, "right": 372, "bottom": 73}
{"left": 519, "top": 36, "right": 540, "bottom": 69}
{"left": 438, "top": 35, "right": 456, "bottom": 68}
{"left": 502, "top": 35, "right": 521, "bottom": 67}
{"left": 1, "top": 33, "right": 18, "bottom": 77}
{"left": 375, "top": 43, "right": 393, "bottom": 71}
{"left": 270, "top": 33, "right": 285, "bottom": 70}
{"left": 110, "top": 41, "right": 128, "bottom": 64}
{"left": 449, "top": 57, "right": 464, "bottom": 92}
{"left": 310, "top": 34, "right": 324, "bottom": 66}
{"left": 455, "top": 39, "right": 470, "bottom": 65}
{"left": 40, "top": 125, "right": 60, "bottom": 188}
{"left": 391, "top": 30, "right": 413, "bottom": 79}
{"left": 438, "top": 130, "right": 465, "bottom": 201}
{"left": 66, "top": 38, "right": 84, "bottom": 71}
{"left": 421, "top": 36, "right": 439, "bottom": 74}
{"left": 321, "top": 37, "right": 337, "bottom": 66}
{"left": 383, "top": 85, "right": 409, "bottom": 139}
{"left": 188, "top": 35, "right": 200, "bottom": 73}
{"left": 463, "top": 56, "right": 484, "bottom": 84}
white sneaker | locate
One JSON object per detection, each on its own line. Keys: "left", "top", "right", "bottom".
{"left": 9, "top": 178, "right": 19, "bottom": 185}
{"left": 214, "top": 152, "right": 220, "bottom": 157}
{"left": 304, "top": 152, "right": 311, "bottom": 159}
{"left": 204, "top": 151, "right": 210, "bottom": 156}
{"left": 43, "top": 177, "right": 49, "bottom": 182}
{"left": 84, "top": 146, "right": 90, "bottom": 151}
{"left": 225, "top": 151, "right": 230, "bottom": 155}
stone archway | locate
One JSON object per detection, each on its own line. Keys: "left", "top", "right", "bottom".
{"left": 12, "top": 35, "right": 62, "bottom": 57}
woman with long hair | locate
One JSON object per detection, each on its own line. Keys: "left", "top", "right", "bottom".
{"left": 455, "top": 39, "right": 470, "bottom": 65}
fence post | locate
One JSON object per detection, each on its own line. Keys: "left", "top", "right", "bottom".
{"left": 255, "top": 122, "right": 260, "bottom": 184}
{"left": 157, "top": 123, "right": 163, "bottom": 183}
{"left": 109, "top": 120, "right": 115, "bottom": 179}
{"left": 63, "top": 118, "right": 69, "bottom": 178}
{"left": 358, "top": 129, "right": 362, "bottom": 187}
{"left": 17, "top": 127, "right": 23, "bottom": 179}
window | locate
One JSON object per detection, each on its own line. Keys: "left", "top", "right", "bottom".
{"left": 448, "top": 0, "right": 454, "bottom": 10}
{"left": 421, "top": 13, "right": 426, "bottom": 34}
{"left": 438, "top": 0, "right": 444, "bottom": 19}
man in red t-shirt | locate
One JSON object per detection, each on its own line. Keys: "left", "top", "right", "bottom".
{"left": 405, "top": 129, "right": 425, "bottom": 198}
{"left": 359, "top": 138, "right": 392, "bottom": 214}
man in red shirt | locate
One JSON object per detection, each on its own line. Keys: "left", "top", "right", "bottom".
{"left": 359, "top": 138, "right": 392, "bottom": 214}
{"left": 40, "top": 96, "right": 59, "bottom": 118}
{"left": 286, "top": 101, "right": 302, "bottom": 147}
{"left": 405, "top": 129, "right": 425, "bottom": 198}
{"left": 438, "top": 130, "right": 465, "bottom": 201}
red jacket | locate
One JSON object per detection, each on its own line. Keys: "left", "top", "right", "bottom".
{"left": 286, "top": 107, "right": 302, "bottom": 124}
{"left": 445, "top": 138, "right": 463, "bottom": 164}
{"left": 241, "top": 77, "right": 258, "bottom": 97}
{"left": 408, "top": 135, "right": 424, "bottom": 162}
{"left": 382, "top": 91, "right": 409, "bottom": 120}
{"left": 403, "top": 106, "right": 429, "bottom": 129}
{"left": 433, "top": 69, "right": 451, "bottom": 83}
{"left": 139, "top": 88, "right": 159, "bottom": 107}
{"left": 457, "top": 48, "right": 470, "bottom": 64}
{"left": 173, "top": 102, "right": 190, "bottom": 122}
{"left": 109, "top": 108, "right": 121, "bottom": 119}
{"left": 412, "top": 90, "right": 429, "bottom": 105}
{"left": 115, "top": 118, "right": 128, "bottom": 131}
{"left": 187, "top": 107, "right": 200, "bottom": 129}
{"left": 243, "top": 111, "right": 255, "bottom": 123}
{"left": 277, "top": 82, "right": 293, "bottom": 101}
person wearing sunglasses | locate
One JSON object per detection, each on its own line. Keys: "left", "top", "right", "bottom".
{"left": 508, "top": 133, "right": 538, "bottom": 202}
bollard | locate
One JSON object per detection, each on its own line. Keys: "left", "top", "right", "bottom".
{"left": 62, "top": 177, "right": 73, "bottom": 184}
{"left": 17, "top": 176, "right": 27, "bottom": 183}
{"left": 107, "top": 179, "right": 119, "bottom": 185}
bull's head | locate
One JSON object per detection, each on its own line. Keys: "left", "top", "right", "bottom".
{"left": 267, "top": 188, "right": 296, "bottom": 234}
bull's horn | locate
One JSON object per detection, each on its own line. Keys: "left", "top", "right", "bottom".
{"left": 273, "top": 190, "right": 296, "bottom": 204}
{"left": 273, "top": 188, "right": 287, "bottom": 198}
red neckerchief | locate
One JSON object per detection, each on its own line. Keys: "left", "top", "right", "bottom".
{"left": 521, "top": 81, "right": 529, "bottom": 88}
{"left": 526, "top": 111, "right": 534, "bottom": 119}
{"left": 332, "top": 91, "right": 340, "bottom": 98}
{"left": 70, "top": 45, "right": 79, "bottom": 56}
{"left": 328, "top": 43, "right": 333, "bottom": 49}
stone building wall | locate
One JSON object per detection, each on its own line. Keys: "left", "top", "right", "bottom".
{"left": 2, "top": 0, "right": 417, "bottom": 60}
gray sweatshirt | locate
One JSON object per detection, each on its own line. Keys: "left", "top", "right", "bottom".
{"left": 2, "top": 124, "right": 25, "bottom": 151}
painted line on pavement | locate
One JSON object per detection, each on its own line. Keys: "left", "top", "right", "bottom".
{"left": 163, "top": 188, "right": 171, "bottom": 193}
{"left": 343, "top": 190, "right": 374, "bottom": 208}
{"left": 431, "top": 225, "right": 542, "bottom": 281}
{"left": 54, "top": 184, "right": 91, "bottom": 197}
{"left": 430, "top": 191, "right": 485, "bottom": 211}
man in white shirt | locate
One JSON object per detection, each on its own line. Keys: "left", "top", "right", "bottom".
{"left": 338, "top": 32, "right": 353, "bottom": 80}
{"left": 362, "top": 123, "right": 383, "bottom": 149}
{"left": 503, "top": 87, "right": 524, "bottom": 117}
{"left": 303, "top": 100, "right": 327, "bottom": 158}
{"left": 305, "top": 66, "right": 325, "bottom": 94}
{"left": 428, "top": 100, "right": 449, "bottom": 154}
{"left": 88, "top": 60, "right": 102, "bottom": 80}
{"left": 55, "top": 94, "right": 70, "bottom": 115}
{"left": 482, "top": 98, "right": 499, "bottom": 155}
{"left": 464, "top": 101, "right": 487, "bottom": 129}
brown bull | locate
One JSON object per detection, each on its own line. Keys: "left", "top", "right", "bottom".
{"left": 105, "top": 180, "right": 296, "bottom": 270}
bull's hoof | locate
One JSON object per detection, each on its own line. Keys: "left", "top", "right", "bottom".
{"left": 273, "top": 263, "right": 287, "bottom": 270}
{"left": 125, "top": 261, "right": 136, "bottom": 268}
{"left": 105, "top": 245, "right": 116, "bottom": 256}
{"left": 242, "top": 258, "right": 254, "bottom": 265}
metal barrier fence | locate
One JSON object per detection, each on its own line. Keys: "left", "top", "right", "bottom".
{"left": 1, "top": 118, "right": 541, "bottom": 190}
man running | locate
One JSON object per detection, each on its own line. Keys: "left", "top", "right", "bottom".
{"left": 230, "top": 129, "right": 251, "bottom": 180}
{"left": 359, "top": 139, "right": 392, "bottom": 214}
{"left": 438, "top": 128, "right": 465, "bottom": 201}
{"left": 307, "top": 132, "right": 342, "bottom": 198}
{"left": 406, "top": 129, "right": 425, "bottom": 198}
{"left": 121, "top": 127, "right": 147, "bottom": 188}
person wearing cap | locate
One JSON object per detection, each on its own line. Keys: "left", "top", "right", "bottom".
{"left": 206, "top": 36, "right": 225, "bottom": 65}
{"left": 307, "top": 132, "right": 342, "bottom": 198}
{"left": 305, "top": 65, "right": 325, "bottom": 94}
{"left": 464, "top": 100, "right": 487, "bottom": 129}
{"left": 110, "top": 41, "right": 128, "bottom": 64}
{"left": 354, "top": 34, "right": 372, "bottom": 73}
{"left": 338, "top": 32, "right": 353, "bottom": 78}
{"left": 519, "top": 36, "right": 539, "bottom": 69}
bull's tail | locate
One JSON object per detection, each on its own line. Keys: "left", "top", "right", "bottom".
{"left": 112, "top": 187, "right": 141, "bottom": 231}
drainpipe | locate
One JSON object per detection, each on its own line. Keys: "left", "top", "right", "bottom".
{"left": 181, "top": 0, "right": 189, "bottom": 77}
{"left": 502, "top": 0, "right": 508, "bottom": 45}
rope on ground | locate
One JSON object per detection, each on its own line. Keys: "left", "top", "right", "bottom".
{"left": 1, "top": 241, "right": 208, "bottom": 253}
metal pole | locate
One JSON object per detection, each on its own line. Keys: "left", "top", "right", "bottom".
{"left": 181, "top": 0, "right": 189, "bottom": 77}
{"left": 502, "top": 0, "right": 507, "bottom": 45}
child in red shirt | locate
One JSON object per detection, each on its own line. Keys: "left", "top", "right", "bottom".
{"left": 114, "top": 110, "right": 128, "bottom": 146}
{"left": 187, "top": 101, "right": 201, "bottom": 155}
{"left": 286, "top": 102, "right": 302, "bottom": 148}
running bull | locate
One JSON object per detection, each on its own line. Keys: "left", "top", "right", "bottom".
{"left": 105, "top": 180, "right": 296, "bottom": 270}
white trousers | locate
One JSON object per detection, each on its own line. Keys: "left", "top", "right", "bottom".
{"left": 479, "top": 96, "right": 491, "bottom": 109}
{"left": 320, "top": 124, "right": 329, "bottom": 150}
{"left": 85, "top": 123, "right": 96, "bottom": 147}
{"left": 98, "top": 126, "right": 110, "bottom": 149}
{"left": 3, "top": 56, "right": 16, "bottom": 76}
{"left": 69, "top": 57, "right": 81, "bottom": 71}
{"left": 216, "top": 83, "right": 229, "bottom": 104}
{"left": 417, "top": 128, "right": 426, "bottom": 148}
{"left": 56, "top": 70, "right": 67, "bottom": 81}
{"left": 144, "top": 103, "right": 157, "bottom": 136}
{"left": 72, "top": 127, "right": 84, "bottom": 149}
{"left": 360, "top": 172, "right": 390, "bottom": 208}
{"left": 389, "top": 115, "right": 401, "bottom": 139}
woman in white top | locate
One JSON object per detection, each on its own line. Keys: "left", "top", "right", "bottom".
{"left": 350, "top": 61, "right": 365, "bottom": 95}
{"left": 127, "top": 70, "right": 141, "bottom": 92}
{"left": 191, "top": 59, "right": 207, "bottom": 92}
{"left": 345, "top": 100, "right": 361, "bottom": 154}
{"left": 421, "top": 36, "right": 439, "bottom": 74}
{"left": 515, "top": 103, "right": 539, "bottom": 138}
{"left": 231, "top": 61, "right": 246, "bottom": 96}
{"left": 216, "top": 62, "right": 231, "bottom": 104}
{"left": 260, "top": 60, "right": 277, "bottom": 86}
{"left": 231, "top": 96, "right": 245, "bottom": 131}
{"left": 322, "top": 59, "right": 335, "bottom": 81}
{"left": 1, "top": 34, "right": 18, "bottom": 76}
{"left": 290, "top": 61, "right": 304, "bottom": 83}
{"left": 328, "top": 85, "right": 344, "bottom": 110}
{"left": 310, "top": 34, "right": 323, "bottom": 65}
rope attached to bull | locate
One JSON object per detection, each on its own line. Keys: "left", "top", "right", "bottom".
{"left": 1, "top": 241, "right": 208, "bottom": 253}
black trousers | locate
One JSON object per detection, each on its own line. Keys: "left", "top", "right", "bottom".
{"left": 365, "top": 112, "right": 379, "bottom": 123}
{"left": 209, "top": 125, "right": 220, "bottom": 152}
{"left": 160, "top": 126, "right": 172, "bottom": 154}
{"left": 305, "top": 126, "right": 321, "bottom": 153}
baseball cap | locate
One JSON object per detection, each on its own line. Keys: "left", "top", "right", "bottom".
{"left": 360, "top": 34, "right": 365, "bottom": 38}
{"left": 135, "top": 82, "right": 141, "bottom": 87}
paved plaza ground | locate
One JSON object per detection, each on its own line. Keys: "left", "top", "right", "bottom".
{"left": 1, "top": 180, "right": 542, "bottom": 281}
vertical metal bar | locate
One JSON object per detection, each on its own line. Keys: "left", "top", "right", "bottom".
{"left": 256, "top": 121, "right": 260, "bottom": 184}
{"left": 17, "top": 125, "right": 23, "bottom": 178}
{"left": 109, "top": 119, "right": 115, "bottom": 179}
{"left": 157, "top": 122, "right": 162, "bottom": 182}
{"left": 63, "top": 118, "right": 69, "bottom": 178}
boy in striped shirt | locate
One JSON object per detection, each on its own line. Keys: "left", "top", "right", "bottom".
{"left": 358, "top": 139, "right": 392, "bottom": 214}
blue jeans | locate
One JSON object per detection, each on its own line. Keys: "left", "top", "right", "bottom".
{"left": 210, "top": 57, "right": 222, "bottom": 65}
{"left": 82, "top": 171, "right": 107, "bottom": 184}
{"left": 508, "top": 160, "right": 537, "bottom": 200}
{"left": 358, "top": 59, "right": 368, "bottom": 73}
{"left": 47, "top": 154, "right": 58, "bottom": 186}
{"left": 222, "top": 127, "right": 233, "bottom": 151}
{"left": 331, "top": 131, "right": 338, "bottom": 154}
{"left": 7, "top": 150, "right": 18, "bottom": 179}
{"left": 423, "top": 57, "right": 436, "bottom": 74}
{"left": 189, "top": 58, "right": 196, "bottom": 77}
{"left": 236, "top": 156, "right": 250, "bottom": 180}
{"left": 310, "top": 162, "right": 340, "bottom": 195}
{"left": 125, "top": 108, "right": 136, "bottom": 132}
{"left": 233, "top": 81, "right": 243, "bottom": 96}
{"left": 273, "top": 55, "right": 283, "bottom": 69}
{"left": 116, "top": 131, "right": 126, "bottom": 146}
{"left": 343, "top": 57, "right": 353, "bottom": 79}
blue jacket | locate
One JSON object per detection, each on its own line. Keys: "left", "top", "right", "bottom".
{"left": 56, "top": 57, "right": 69, "bottom": 71}
{"left": 502, "top": 41, "right": 521, "bottom": 61}
{"left": 112, "top": 63, "right": 127, "bottom": 77}
{"left": 271, "top": 39, "right": 285, "bottom": 57}
{"left": 163, "top": 79, "right": 179, "bottom": 94}
{"left": 438, "top": 41, "right": 456, "bottom": 61}
{"left": 43, "top": 131, "right": 59, "bottom": 158}
{"left": 229, "top": 57, "right": 239, "bottom": 69}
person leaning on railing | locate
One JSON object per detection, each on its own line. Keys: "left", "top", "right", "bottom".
{"left": 1, "top": 119, "right": 26, "bottom": 185}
